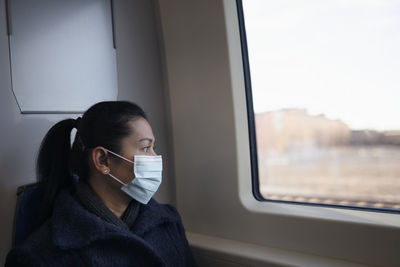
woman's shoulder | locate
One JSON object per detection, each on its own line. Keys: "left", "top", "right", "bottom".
{"left": 131, "top": 199, "right": 183, "bottom": 235}
{"left": 6, "top": 247, "right": 40, "bottom": 267}
{"left": 147, "top": 198, "right": 182, "bottom": 220}
{"left": 6, "top": 220, "right": 53, "bottom": 266}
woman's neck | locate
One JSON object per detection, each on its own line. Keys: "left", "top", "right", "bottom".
{"left": 88, "top": 177, "right": 131, "bottom": 218}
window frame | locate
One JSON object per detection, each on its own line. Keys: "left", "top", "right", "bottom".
{"left": 237, "top": 0, "right": 400, "bottom": 214}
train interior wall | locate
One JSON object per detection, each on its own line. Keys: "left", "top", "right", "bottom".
{"left": 156, "top": 0, "right": 400, "bottom": 266}
{"left": 0, "top": 0, "right": 399, "bottom": 266}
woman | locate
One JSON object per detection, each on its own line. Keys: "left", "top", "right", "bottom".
{"left": 6, "top": 101, "right": 197, "bottom": 266}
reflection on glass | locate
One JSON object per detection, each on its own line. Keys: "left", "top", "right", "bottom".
{"left": 243, "top": 0, "right": 400, "bottom": 209}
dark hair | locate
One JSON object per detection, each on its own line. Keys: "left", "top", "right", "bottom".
{"left": 35, "top": 101, "right": 147, "bottom": 227}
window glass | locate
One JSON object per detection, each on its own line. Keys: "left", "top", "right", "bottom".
{"left": 242, "top": 0, "right": 400, "bottom": 210}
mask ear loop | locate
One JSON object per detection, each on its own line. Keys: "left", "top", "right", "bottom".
{"left": 105, "top": 149, "right": 134, "bottom": 163}
{"left": 103, "top": 148, "right": 132, "bottom": 186}
{"left": 108, "top": 173, "right": 127, "bottom": 186}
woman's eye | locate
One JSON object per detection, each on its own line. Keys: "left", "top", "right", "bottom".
{"left": 143, "top": 147, "right": 150, "bottom": 152}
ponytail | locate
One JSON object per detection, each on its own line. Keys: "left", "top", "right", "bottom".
{"left": 35, "top": 118, "right": 77, "bottom": 227}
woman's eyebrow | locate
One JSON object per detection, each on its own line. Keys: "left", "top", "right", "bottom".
{"left": 138, "top": 137, "right": 153, "bottom": 143}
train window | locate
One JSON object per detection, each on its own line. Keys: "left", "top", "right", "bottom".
{"left": 239, "top": 0, "right": 400, "bottom": 212}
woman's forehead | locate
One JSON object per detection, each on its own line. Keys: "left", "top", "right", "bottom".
{"left": 128, "top": 117, "right": 154, "bottom": 140}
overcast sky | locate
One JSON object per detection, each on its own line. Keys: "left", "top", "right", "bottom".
{"left": 243, "top": 0, "right": 400, "bottom": 131}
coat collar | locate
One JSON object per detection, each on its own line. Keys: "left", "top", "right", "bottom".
{"left": 51, "top": 187, "right": 180, "bottom": 249}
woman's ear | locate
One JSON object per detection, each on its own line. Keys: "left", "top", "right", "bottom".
{"left": 91, "top": 147, "right": 110, "bottom": 174}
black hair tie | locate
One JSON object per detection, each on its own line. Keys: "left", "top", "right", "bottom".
{"left": 74, "top": 117, "right": 82, "bottom": 129}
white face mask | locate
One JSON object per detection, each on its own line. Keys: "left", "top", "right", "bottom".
{"left": 105, "top": 149, "right": 162, "bottom": 204}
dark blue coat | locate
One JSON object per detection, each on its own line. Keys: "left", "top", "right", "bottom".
{"left": 6, "top": 188, "right": 197, "bottom": 267}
